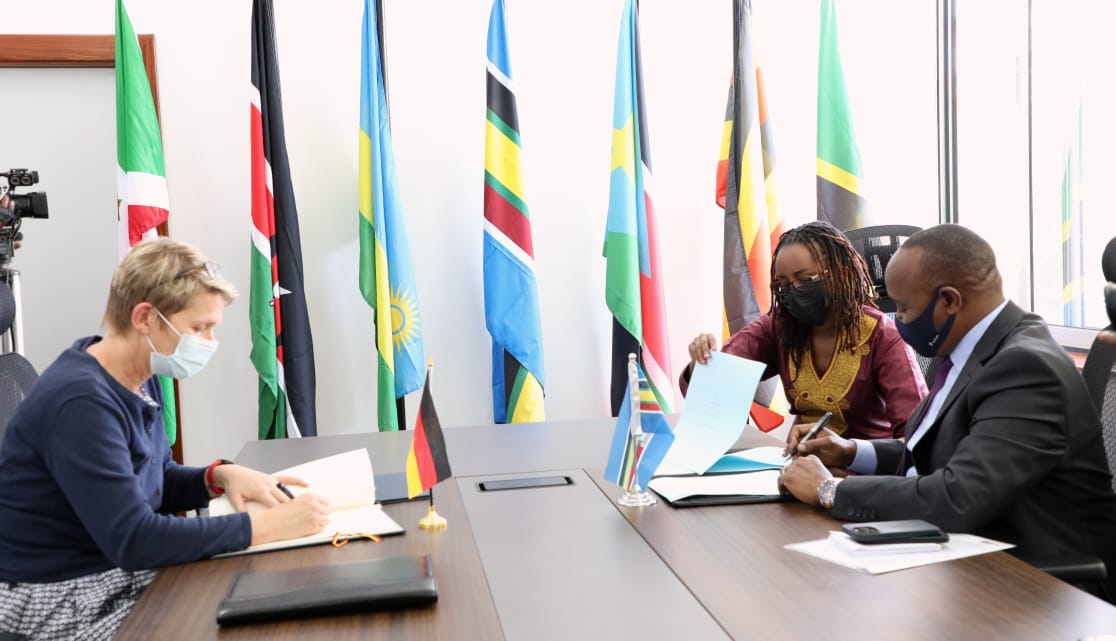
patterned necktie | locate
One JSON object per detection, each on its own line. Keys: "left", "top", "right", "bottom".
{"left": 901, "top": 356, "right": 954, "bottom": 475}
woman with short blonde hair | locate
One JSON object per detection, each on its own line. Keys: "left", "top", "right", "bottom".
{"left": 0, "top": 239, "right": 329, "bottom": 641}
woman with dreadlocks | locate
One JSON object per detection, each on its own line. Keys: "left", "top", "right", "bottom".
{"left": 681, "top": 221, "right": 927, "bottom": 440}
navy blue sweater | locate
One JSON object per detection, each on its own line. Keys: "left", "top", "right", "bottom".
{"left": 0, "top": 337, "right": 251, "bottom": 582}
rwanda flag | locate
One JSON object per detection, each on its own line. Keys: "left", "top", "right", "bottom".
{"left": 484, "top": 0, "right": 545, "bottom": 424}
{"left": 817, "top": 0, "right": 866, "bottom": 231}
{"left": 115, "top": 0, "right": 178, "bottom": 446}
{"left": 249, "top": 0, "right": 318, "bottom": 439}
{"left": 604, "top": 0, "right": 673, "bottom": 416}
{"left": 359, "top": 0, "right": 425, "bottom": 432}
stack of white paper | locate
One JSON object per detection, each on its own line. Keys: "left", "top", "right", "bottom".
{"left": 785, "top": 532, "right": 1014, "bottom": 574}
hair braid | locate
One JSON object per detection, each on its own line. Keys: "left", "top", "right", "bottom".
{"left": 769, "top": 221, "right": 877, "bottom": 373}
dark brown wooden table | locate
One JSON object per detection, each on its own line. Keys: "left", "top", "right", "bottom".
{"left": 115, "top": 419, "right": 1116, "bottom": 641}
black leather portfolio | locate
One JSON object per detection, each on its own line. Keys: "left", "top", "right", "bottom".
{"left": 216, "top": 554, "right": 438, "bottom": 626}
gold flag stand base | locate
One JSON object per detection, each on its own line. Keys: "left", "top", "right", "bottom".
{"left": 417, "top": 505, "right": 447, "bottom": 530}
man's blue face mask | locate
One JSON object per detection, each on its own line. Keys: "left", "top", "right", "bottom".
{"left": 895, "top": 287, "right": 956, "bottom": 358}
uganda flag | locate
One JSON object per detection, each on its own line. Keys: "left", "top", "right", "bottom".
{"left": 604, "top": 0, "right": 673, "bottom": 416}
{"left": 717, "top": 0, "right": 784, "bottom": 341}
{"left": 405, "top": 371, "right": 452, "bottom": 499}
{"left": 249, "top": 0, "right": 318, "bottom": 438}
{"left": 359, "top": 0, "right": 425, "bottom": 431}
{"left": 484, "top": 0, "right": 546, "bottom": 424}
{"left": 816, "top": 0, "right": 866, "bottom": 232}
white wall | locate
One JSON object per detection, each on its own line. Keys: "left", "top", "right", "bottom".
{"left": 1, "top": 0, "right": 944, "bottom": 466}
{"left": 0, "top": 0, "right": 737, "bottom": 466}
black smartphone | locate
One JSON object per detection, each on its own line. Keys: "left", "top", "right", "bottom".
{"left": 841, "top": 519, "right": 949, "bottom": 544}
{"left": 477, "top": 476, "right": 574, "bottom": 492}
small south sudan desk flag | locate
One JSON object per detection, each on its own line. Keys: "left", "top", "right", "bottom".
{"left": 604, "top": 363, "right": 674, "bottom": 492}
{"left": 405, "top": 370, "right": 452, "bottom": 499}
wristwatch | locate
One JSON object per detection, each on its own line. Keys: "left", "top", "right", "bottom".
{"left": 818, "top": 477, "right": 843, "bottom": 509}
{"left": 205, "top": 459, "right": 233, "bottom": 495}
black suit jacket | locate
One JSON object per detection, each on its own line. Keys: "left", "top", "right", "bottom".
{"left": 833, "top": 302, "right": 1116, "bottom": 585}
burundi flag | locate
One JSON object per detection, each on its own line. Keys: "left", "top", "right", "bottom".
{"left": 718, "top": 0, "right": 784, "bottom": 341}
{"left": 604, "top": 0, "right": 673, "bottom": 416}
{"left": 405, "top": 369, "right": 452, "bottom": 499}
{"left": 604, "top": 364, "right": 674, "bottom": 492}
{"left": 115, "top": 0, "right": 177, "bottom": 446}
{"left": 249, "top": 0, "right": 319, "bottom": 439}
{"left": 359, "top": 0, "right": 425, "bottom": 432}
{"left": 484, "top": 0, "right": 545, "bottom": 424}
{"left": 816, "top": 0, "right": 866, "bottom": 232}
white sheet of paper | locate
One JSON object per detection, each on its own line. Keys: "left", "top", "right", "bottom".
{"left": 659, "top": 351, "right": 767, "bottom": 474}
{"left": 208, "top": 449, "right": 376, "bottom": 516}
{"left": 784, "top": 533, "right": 1014, "bottom": 574}
{"left": 647, "top": 469, "right": 781, "bottom": 502}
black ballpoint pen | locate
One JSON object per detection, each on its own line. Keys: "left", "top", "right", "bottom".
{"left": 788, "top": 411, "right": 834, "bottom": 458}
{"left": 276, "top": 482, "right": 295, "bottom": 499}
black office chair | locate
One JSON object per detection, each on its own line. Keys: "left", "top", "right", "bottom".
{"left": 0, "top": 279, "right": 37, "bottom": 446}
{"left": 1021, "top": 240, "right": 1116, "bottom": 596}
{"left": 844, "top": 224, "right": 921, "bottom": 314}
{"left": 844, "top": 224, "right": 932, "bottom": 377}
{"left": 1085, "top": 236, "right": 1116, "bottom": 492}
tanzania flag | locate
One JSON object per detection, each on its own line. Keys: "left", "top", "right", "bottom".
{"left": 816, "top": 0, "right": 866, "bottom": 231}
{"left": 115, "top": 0, "right": 177, "bottom": 446}
{"left": 604, "top": 365, "right": 674, "bottom": 492}
{"left": 1061, "top": 99, "right": 1084, "bottom": 325}
{"left": 484, "top": 0, "right": 545, "bottom": 424}
{"left": 604, "top": 0, "right": 673, "bottom": 416}
{"left": 359, "top": 0, "right": 425, "bottom": 432}
{"left": 718, "top": 0, "right": 784, "bottom": 340}
{"left": 249, "top": 0, "right": 318, "bottom": 439}
{"left": 405, "top": 372, "right": 452, "bottom": 499}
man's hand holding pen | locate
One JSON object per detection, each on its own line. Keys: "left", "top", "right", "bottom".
{"left": 778, "top": 413, "right": 856, "bottom": 505}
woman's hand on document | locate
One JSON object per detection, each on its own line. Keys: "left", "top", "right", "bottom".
{"left": 248, "top": 493, "right": 332, "bottom": 546}
{"left": 687, "top": 333, "right": 719, "bottom": 366}
{"left": 216, "top": 465, "right": 308, "bottom": 512}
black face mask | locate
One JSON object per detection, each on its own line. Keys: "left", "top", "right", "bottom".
{"left": 784, "top": 279, "right": 829, "bottom": 327}
{"left": 896, "top": 287, "right": 956, "bottom": 357}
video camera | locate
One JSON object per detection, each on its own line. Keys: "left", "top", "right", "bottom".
{"left": 0, "top": 168, "right": 49, "bottom": 267}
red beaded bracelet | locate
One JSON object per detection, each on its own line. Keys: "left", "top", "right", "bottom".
{"left": 206, "top": 459, "right": 233, "bottom": 495}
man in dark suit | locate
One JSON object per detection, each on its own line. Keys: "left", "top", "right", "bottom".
{"left": 780, "top": 224, "right": 1116, "bottom": 598}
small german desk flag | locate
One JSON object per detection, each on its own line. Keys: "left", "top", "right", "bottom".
{"left": 405, "top": 372, "right": 452, "bottom": 499}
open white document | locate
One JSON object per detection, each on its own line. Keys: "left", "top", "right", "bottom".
{"left": 647, "top": 469, "right": 782, "bottom": 504}
{"left": 785, "top": 532, "right": 1013, "bottom": 574}
{"left": 208, "top": 449, "right": 405, "bottom": 557}
{"left": 659, "top": 351, "right": 767, "bottom": 474}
